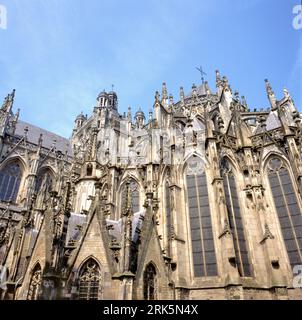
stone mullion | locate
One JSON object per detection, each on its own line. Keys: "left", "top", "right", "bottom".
{"left": 212, "top": 177, "right": 240, "bottom": 284}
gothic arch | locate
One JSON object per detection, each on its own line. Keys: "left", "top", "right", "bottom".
{"left": 0, "top": 157, "right": 25, "bottom": 203}
{"left": 77, "top": 257, "right": 102, "bottom": 300}
{"left": 264, "top": 155, "right": 302, "bottom": 269}
{"left": 35, "top": 167, "right": 55, "bottom": 193}
{"left": 118, "top": 172, "right": 143, "bottom": 192}
{"left": 220, "top": 157, "right": 252, "bottom": 277}
{"left": 219, "top": 153, "right": 241, "bottom": 174}
{"left": 182, "top": 152, "right": 208, "bottom": 171}
{"left": 183, "top": 156, "right": 218, "bottom": 278}
{"left": 27, "top": 262, "right": 42, "bottom": 300}
{"left": 262, "top": 151, "right": 289, "bottom": 175}
{"left": 0, "top": 155, "right": 27, "bottom": 172}
{"left": 118, "top": 176, "right": 142, "bottom": 216}
{"left": 143, "top": 262, "right": 158, "bottom": 300}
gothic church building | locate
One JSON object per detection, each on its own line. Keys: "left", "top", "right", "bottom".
{"left": 1, "top": 71, "right": 302, "bottom": 300}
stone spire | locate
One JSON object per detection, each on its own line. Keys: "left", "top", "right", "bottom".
{"left": 179, "top": 87, "right": 185, "bottom": 106}
{"left": 216, "top": 70, "right": 222, "bottom": 87}
{"left": 127, "top": 106, "right": 132, "bottom": 120}
{"left": 162, "top": 82, "right": 168, "bottom": 103}
{"left": 1, "top": 89, "right": 15, "bottom": 113}
{"left": 265, "top": 79, "right": 277, "bottom": 110}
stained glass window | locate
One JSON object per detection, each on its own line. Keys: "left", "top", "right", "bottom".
{"left": 186, "top": 157, "right": 217, "bottom": 277}
{"left": 267, "top": 157, "right": 302, "bottom": 267}
{"left": 78, "top": 259, "right": 101, "bottom": 300}
{"left": 143, "top": 263, "right": 157, "bottom": 300}
{"left": 27, "top": 263, "right": 42, "bottom": 300}
{"left": 121, "top": 179, "right": 140, "bottom": 214}
{"left": 35, "top": 169, "right": 53, "bottom": 193}
{"left": 221, "top": 158, "right": 252, "bottom": 277}
{"left": 0, "top": 161, "right": 22, "bottom": 202}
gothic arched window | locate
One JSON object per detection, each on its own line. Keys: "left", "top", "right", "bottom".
{"left": 27, "top": 263, "right": 42, "bottom": 300}
{"left": 35, "top": 169, "right": 53, "bottom": 193}
{"left": 143, "top": 263, "right": 157, "bottom": 300}
{"left": 0, "top": 161, "right": 22, "bottom": 203}
{"left": 78, "top": 258, "right": 101, "bottom": 300}
{"left": 121, "top": 179, "right": 140, "bottom": 214}
{"left": 186, "top": 157, "right": 217, "bottom": 277}
{"left": 267, "top": 157, "right": 302, "bottom": 267}
{"left": 221, "top": 158, "right": 252, "bottom": 277}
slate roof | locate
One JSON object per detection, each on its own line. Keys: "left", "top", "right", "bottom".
{"left": 106, "top": 209, "right": 146, "bottom": 244}
{"left": 253, "top": 111, "right": 282, "bottom": 136}
{"left": 15, "top": 120, "right": 72, "bottom": 156}
{"left": 186, "top": 83, "right": 210, "bottom": 98}
{"left": 66, "top": 213, "right": 87, "bottom": 245}
{"left": 266, "top": 111, "right": 282, "bottom": 131}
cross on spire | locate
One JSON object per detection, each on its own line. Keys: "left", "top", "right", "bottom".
{"left": 196, "top": 66, "right": 207, "bottom": 84}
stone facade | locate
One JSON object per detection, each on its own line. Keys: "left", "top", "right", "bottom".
{"left": 1, "top": 71, "right": 302, "bottom": 300}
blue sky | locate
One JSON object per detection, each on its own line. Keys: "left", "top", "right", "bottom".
{"left": 0, "top": 0, "right": 301, "bottom": 137}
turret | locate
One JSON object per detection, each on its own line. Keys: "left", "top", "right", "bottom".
{"left": 107, "top": 89, "right": 118, "bottom": 111}
{"left": 97, "top": 90, "right": 107, "bottom": 108}
{"left": 74, "top": 112, "right": 86, "bottom": 129}
{"left": 134, "top": 107, "right": 145, "bottom": 129}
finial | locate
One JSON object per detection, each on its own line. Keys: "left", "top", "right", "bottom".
{"left": 216, "top": 70, "right": 221, "bottom": 80}
{"left": 180, "top": 87, "right": 185, "bottom": 104}
{"left": 162, "top": 82, "right": 167, "bottom": 100}
{"left": 38, "top": 134, "right": 43, "bottom": 147}
{"left": 192, "top": 83, "right": 197, "bottom": 97}
{"left": 204, "top": 81, "right": 210, "bottom": 94}
{"left": 265, "top": 79, "right": 277, "bottom": 110}
{"left": 169, "top": 94, "right": 174, "bottom": 107}
{"left": 241, "top": 96, "right": 247, "bottom": 108}
{"left": 155, "top": 91, "right": 160, "bottom": 102}
{"left": 258, "top": 115, "right": 267, "bottom": 129}
{"left": 265, "top": 79, "right": 274, "bottom": 94}
{"left": 11, "top": 89, "right": 16, "bottom": 100}
{"left": 215, "top": 70, "right": 221, "bottom": 88}
{"left": 15, "top": 108, "right": 20, "bottom": 121}
{"left": 127, "top": 106, "right": 132, "bottom": 120}
{"left": 283, "top": 87, "right": 290, "bottom": 99}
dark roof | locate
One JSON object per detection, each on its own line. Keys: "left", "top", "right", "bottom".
{"left": 186, "top": 83, "right": 209, "bottom": 98}
{"left": 253, "top": 111, "right": 282, "bottom": 136}
{"left": 266, "top": 111, "right": 281, "bottom": 131}
{"left": 15, "top": 120, "right": 72, "bottom": 156}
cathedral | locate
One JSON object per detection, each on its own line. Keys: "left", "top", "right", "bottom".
{"left": 1, "top": 71, "right": 302, "bottom": 300}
